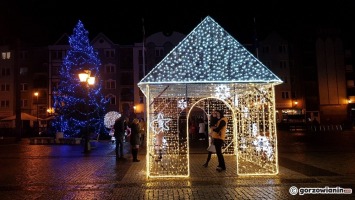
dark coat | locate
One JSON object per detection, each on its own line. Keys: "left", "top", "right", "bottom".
{"left": 113, "top": 118, "right": 126, "bottom": 137}
{"left": 130, "top": 122, "right": 141, "bottom": 146}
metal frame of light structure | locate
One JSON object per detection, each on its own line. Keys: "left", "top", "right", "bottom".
{"left": 78, "top": 70, "right": 95, "bottom": 153}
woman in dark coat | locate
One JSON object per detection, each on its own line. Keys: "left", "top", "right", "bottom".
{"left": 129, "top": 118, "right": 141, "bottom": 162}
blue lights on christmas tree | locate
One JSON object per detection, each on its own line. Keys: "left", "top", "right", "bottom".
{"left": 52, "top": 20, "right": 108, "bottom": 137}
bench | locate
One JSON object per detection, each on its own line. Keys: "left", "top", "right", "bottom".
{"left": 58, "top": 138, "right": 82, "bottom": 144}
{"left": 0, "top": 137, "right": 17, "bottom": 144}
{"left": 89, "top": 133, "right": 100, "bottom": 149}
{"left": 30, "top": 137, "right": 55, "bottom": 145}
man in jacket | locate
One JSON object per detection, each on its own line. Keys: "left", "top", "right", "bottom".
{"left": 113, "top": 116, "right": 127, "bottom": 160}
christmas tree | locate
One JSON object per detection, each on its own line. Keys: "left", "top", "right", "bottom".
{"left": 52, "top": 20, "right": 108, "bottom": 138}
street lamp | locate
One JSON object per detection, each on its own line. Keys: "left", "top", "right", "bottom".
{"left": 34, "top": 92, "right": 39, "bottom": 135}
{"left": 47, "top": 107, "right": 55, "bottom": 115}
{"left": 78, "top": 70, "right": 95, "bottom": 153}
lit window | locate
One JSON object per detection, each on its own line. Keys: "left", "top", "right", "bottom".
{"left": 1, "top": 52, "right": 11, "bottom": 59}
{"left": 347, "top": 80, "right": 354, "bottom": 88}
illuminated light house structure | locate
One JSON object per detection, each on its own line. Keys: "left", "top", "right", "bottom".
{"left": 138, "top": 16, "right": 283, "bottom": 178}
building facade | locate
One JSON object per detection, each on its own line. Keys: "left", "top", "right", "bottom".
{"left": 1, "top": 27, "right": 354, "bottom": 133}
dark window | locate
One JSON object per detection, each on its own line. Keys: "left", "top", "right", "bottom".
{"left": 121, "top": 88, "right": 134, "bottom": 101}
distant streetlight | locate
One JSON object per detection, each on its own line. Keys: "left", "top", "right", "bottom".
{"left": 133, "top": 105, "right": 137, "bottom": 113}
{"left": 78, "top": 70, "right": 95, "bottom": 153}
{"left": 34, "top": 92, "right": 39, "bottom": 135}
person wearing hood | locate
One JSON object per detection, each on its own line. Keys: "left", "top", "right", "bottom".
{"left": 212, "top": 110, "right": 227, "bottom": 172}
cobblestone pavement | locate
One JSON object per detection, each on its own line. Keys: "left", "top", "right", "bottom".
{"left": 0, "top": 131, "right": 354, "bottom": 199}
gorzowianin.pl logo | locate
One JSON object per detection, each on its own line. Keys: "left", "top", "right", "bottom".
{"left": 289, "top": 186, "right": 352, "bottom": 195}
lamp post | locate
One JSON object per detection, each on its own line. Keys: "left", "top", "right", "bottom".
{"left": 47, "top": 107, "right": 55, "bottom": 115}
{"left": 34, "top": 92, "right": 39, "bottom": 135}
{"left": 46, "top": 107, "right": 55, "bottom": 134}
{"left": 78, "top": 70, "right": 95, "bottom": 153}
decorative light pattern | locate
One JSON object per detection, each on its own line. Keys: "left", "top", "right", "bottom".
{"left": 252, "top": 123, "right": 258, "bottom": 136}
{"left": 104, "top": 111, "right": 121, "bottom": 128}
{"left": 234, "top": 94, "right": 239, "bottom": 106}
{"left": 139, "top": 16, "right": 282, "bottom": 178}
{"left": 243, "top": 106, "right": 249, "bottom": 118}
{"left": 252, "top": 136, "right": 274, "bottom": 161}
{"left": 177, "top": 99, "right": 187, "bottom": 110}
{"left": 138, "top": 16, "right": 282, "bottom": 87}
{"left": 149, "top": 112, "right": 171, "bottom": 135}
{"left": 51, "top": 20, "right": 109, "bottom": 137}
{"left": 215, "top": 85, "right": 231, "bottom": 100}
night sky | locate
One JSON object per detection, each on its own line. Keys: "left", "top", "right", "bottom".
{"left": 1, "top": 0, "right": 355, "bottom": 46}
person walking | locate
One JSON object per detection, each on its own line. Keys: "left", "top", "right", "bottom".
{"left": 198, "top": 119, "right": 206, "bottom": 140}
{"left": 203, "top": 110, "right": 218, "bottom": 167}
{"left": 212, "top": 110, "right": 227, "bottom": 172}
{"left": 113, "top": 116, "right": 127, "bottom": 160}
{"left": 128, "top": 118, "right": 141, "bottom": 162}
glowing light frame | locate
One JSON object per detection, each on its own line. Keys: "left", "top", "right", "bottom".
{"left": 141, "top": 83, "right": 279, "bottom": 178}
{"left": 138, "top": 16, "right": 282, "bottom": 178}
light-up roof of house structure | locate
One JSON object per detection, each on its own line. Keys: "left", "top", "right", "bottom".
{"left": 138, "top": 16, "right": 283, "bottom": 86}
